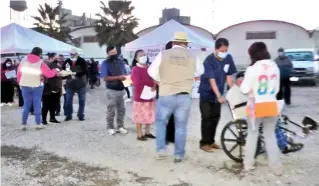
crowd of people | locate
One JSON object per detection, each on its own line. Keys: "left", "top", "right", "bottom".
{"left": 1, "top": 31, "right": 298, "bottom": 176}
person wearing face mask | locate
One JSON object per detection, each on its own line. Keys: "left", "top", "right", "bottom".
{"left": 41, "top": 53, "right": 63, "bottom": 124}
{"left": 131, "top": 50, "right": 156, "bottom": 141}
{"left": 100, "top": 46, "right": 128, "bottom": 135}
{"left": 198, "top": 38, "right": 237, "bottom": 152}
{"left": 275, "top": 48, "right": 293, "bottom": 105}
{"left": 1, "top": 59, "right": 15, "bottom": 106}
{"left": 63, "top": 49, "right": 88, "bottom": 121}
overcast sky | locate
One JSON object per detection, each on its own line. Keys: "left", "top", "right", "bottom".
{"left": 1, "top": 0, "right": 319, "bottom": 33}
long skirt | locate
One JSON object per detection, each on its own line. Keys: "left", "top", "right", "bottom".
{"left": 132, "top": 101, "right": 155, "bottom": 124}
{"left": 1, "top": 81, "right": 14, "bottom": 103}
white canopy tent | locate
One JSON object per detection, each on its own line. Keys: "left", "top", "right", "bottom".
{"left": 0, "top": 23, "right": 83, "bottom": 55}
{"left": 124, "top": 20, "right": 214, "bottom": 51}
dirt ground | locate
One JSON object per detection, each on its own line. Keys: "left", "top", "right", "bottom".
{"left": 1, "top": 85, "right": 319, "bottom": 186}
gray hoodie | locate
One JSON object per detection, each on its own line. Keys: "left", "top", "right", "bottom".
{"left": 274, "top": 56, "right": 293, "bottom": 78}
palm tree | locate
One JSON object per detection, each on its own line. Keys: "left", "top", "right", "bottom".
{"left": 95, "top": 1, "right": 139, "bottom": 52}
{"left": 32, "top": 3, "right": 71, "bottom": 42}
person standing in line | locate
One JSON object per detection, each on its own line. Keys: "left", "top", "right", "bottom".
{"left": 198, "top": 38, "right": 237, "bottom": 152}
{"left": 123, "top": 58, "right": 132, "bottom": 102}
{"left": 148, "top": 32, "right": 204, "bottom": 163}
{"left": 1, "top": 59, "right": 15, "bottom": 106}
{"left": 56, "top": 54, "right": 66, "bottom": 116}
{"left": 42, "top": 53, "right": 63, "bottom": 124}
{"left": 17, "top": 47, "right": 58, "bottom": 130}
{"left": 100, "top": 46, "right": 128, "bottom": 135}
{"left": 240, "top": 42, "right": 282, "bottom": 175}
{"left": 275, "top": 48, "right": 293, "bottom": 105}
{"left": 131, "top": 50, "right": 156, "bottom": 141}
{"left": 63, "top": 49, "right": 88, "bottom": 121}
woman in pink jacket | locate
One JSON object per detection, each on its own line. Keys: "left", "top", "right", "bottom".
{"left": 17, "top": 47, "right": 58, "bottom": 130}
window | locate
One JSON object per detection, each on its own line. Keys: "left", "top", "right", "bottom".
{"left": 83, "top": 35, "right": 97, "bottom": 43}
{"left": 246, "top": 31, "right": 276, "bottom": 40}
{"left": 285, "top": 51, "right": 314, "bottom": 61}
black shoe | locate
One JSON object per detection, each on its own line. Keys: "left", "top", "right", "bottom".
{"left": 79, "top": 117, "right": 85, "bottom": 121}
{"left": 50, "top": 119, "right": 61, "bottom": 123}
{"left": 144, "top": 133, "right": 156, "bottom": 139}
{"left": 65, "top": 117, "right": 72, "bottom": 121}
{"left": 137, "top": 136, "right": 148, "bottom": 141}
{"left": 30, "top": 112, "right": 34, "bottom": 115}
{"left": 42, "top": 121, "right": 48, "bottom": 125}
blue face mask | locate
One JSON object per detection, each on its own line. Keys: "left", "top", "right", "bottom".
{"left": 217, "top": 52, "right": 228, "bottom": 59}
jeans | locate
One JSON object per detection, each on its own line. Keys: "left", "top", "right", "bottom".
{"left": 65, "top": 88, "right": 86, "bottom": 119}
{"left": 156, "top": 94, "right": 191, "bottom": 159}
{"left": 21, "top": 86, "right": 44, "bottom": 125}
{"left": 244, "top": 117, "right": 281, "bottom": 169}
{"left": 199, "top": 100, "right": 221, "bottom": 147}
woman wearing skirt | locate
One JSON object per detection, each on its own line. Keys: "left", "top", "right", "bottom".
{"left": 131, "top": 50, "right": 156, "bottom": 141}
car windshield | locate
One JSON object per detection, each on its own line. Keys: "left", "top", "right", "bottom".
{"left": 285, "top": 51, "right": 314, "bottom": 61}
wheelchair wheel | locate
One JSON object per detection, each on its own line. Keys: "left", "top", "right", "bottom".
{"left": 221, "top": 120, "right": 247, "bottom": 163}
{"left": 221, "top": 120, "right": 263, "bottom": 163}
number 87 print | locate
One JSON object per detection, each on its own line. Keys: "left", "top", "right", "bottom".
{"left": 257, "top": 74, "right": 277, "bottom": 95}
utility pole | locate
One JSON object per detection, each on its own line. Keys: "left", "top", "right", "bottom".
{"left": 212, "top": 0, "right": 215, "bottom": 35}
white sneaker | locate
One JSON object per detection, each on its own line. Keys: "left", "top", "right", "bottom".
{"left": 125, "top": 98, "right": 132, "bottom": 103}
{"left": 7, "top": 102, "right": 13, "bottom": 106}
{"left": 35, "top": 124, "right": 45, "bottom": 130}
{"left": 108, "top": 129, "right": 116, "bottom": 135}
{"left": 118, "top": 127, "right": 128, "bottom": 134}
{"left": 0, "top": 103, "right": 5, "bottom": 107}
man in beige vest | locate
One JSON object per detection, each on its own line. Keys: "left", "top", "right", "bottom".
{"left": 148, "top": 32, "right": 204, "bottom": 163}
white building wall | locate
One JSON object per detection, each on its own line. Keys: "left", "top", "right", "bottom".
{"left": 217, "top": 21, "right": 315, "bottom": 67}
{"left": 70, "top": 27, "right": 106, "bottom": 60}
{"left": 311, "top": 30, "right": 319, "bottom": 50}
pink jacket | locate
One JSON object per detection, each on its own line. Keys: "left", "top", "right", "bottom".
{"left": 17, "top": 54, "right": 57, "bottom": 84}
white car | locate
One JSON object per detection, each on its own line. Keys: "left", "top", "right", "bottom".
{"left": 285, "top": 48, "right": 319, "bottom": 85}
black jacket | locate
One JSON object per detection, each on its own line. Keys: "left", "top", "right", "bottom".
{"left": 63, "top": 56, "right": 88, "bottom": 89}
{"left": 88, "top": 61, "right": 99, "bottom": 77}
{"left": 63, "top": 56, "right": 88, "bottom": 78}
{"left": 43, "top": 61, "right": 62, "bottom": 95}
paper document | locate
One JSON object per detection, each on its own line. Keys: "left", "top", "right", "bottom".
{"left": 140, "top": 86, "right": 156, "bottom": 100}
{"left": 5, "top": 70, "right": 16, "bottom": 79}
{"left": 122, "top": 75, "right": 132, "bottom": 87}
{"left": 59, "top": 70, "right": 74, "bottom": 77}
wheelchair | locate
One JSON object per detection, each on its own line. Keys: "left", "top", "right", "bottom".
{"left": 221, "top": 86, "right": 318, "bottom": 163}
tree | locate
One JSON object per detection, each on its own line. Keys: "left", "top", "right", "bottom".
{"left": 32, "top": 3, "right": 71, "bottom": 42}
{"left": 95, "top": 1, "right": 139, "bottom": 51}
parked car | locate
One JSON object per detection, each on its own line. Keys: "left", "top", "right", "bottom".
{"left": 284, "top": 48, "right": 319, "bottom": 85}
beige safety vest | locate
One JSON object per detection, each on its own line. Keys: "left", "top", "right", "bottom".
{"left": 158, "top": 47, "right": 196, "bottom": 96}
{"left": 19, "top": 59, "right": 43, "bottom": 87}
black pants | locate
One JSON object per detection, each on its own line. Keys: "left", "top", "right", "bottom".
{"left": 199, "top": 100, "right": 221, "bottom": 147}
{"left": 56, "top": 94, "right": 61, "bottom": 114}
{"left": 42, "top": 92, "right": 61, "bottom": 122}
{"left": 166, "top": 114, "right": 175, "bottom": 143}
{"left": 16, "top": 85, "right": 24, "bottom": 106}
{"left": 125, "top": 87, "right": 130, "bottom": 99}
{"left": 276, "top": 77, "right": 291, "bottom": 104}
{"left": 1, "top": 81, "right": 14, "bottom": 103}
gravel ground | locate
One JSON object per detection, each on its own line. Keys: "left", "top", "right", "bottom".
{"left": 1, "top": 85, "right": 319, "bottom": 186}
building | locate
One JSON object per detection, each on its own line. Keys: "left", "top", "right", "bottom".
{"left": 159, "top": 8, "right": 190, "bottom": 25}
{"left": 60, "top": 8, "right": 97, "bottom": 29}
{"left": 68, "top": 8, "right": 213, "bottom": 60}
{"left": 215, "top": 20, "right": 317, "bottom": 67}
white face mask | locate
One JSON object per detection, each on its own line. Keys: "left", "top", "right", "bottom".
{"left": 217, "top": 51, "right": 228, "bottom": 59}
{"left": 138, "top": 56, "right": 147, "bottom": 65}
{"left": 6, "top": 63, "right": 12, "bottom": 67}
{"left": 71, "top": 57, "right": 77, "bottom": 61}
